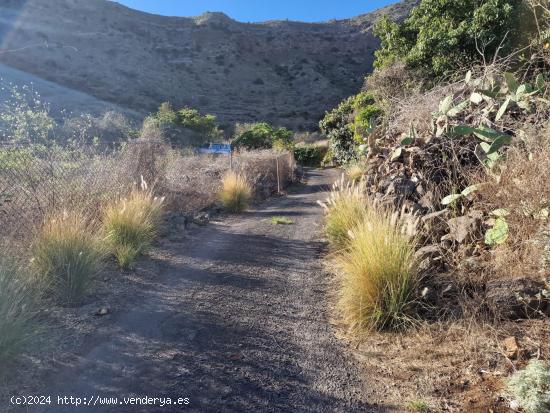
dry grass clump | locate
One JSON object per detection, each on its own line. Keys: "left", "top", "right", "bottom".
{"left": 477, "top": 126, "right": 550, "bottom": 277}
{"left": 345, "top": 163, "right": 366, "bottom": 182}
{"left": 0, "top": 258, "right": 36, "bottom": 366}
{"left": 319, "top": 176, "right": 368, "bottom": 249}
{"left": 32, "top": 210, "right": 105, "bottom": 305}
{"left": 219, "top": 171, "right": 252, "bottom": 213}
{"left": 103, "top": 187, "right": 165, "bottom": 269}
{"left": 334, "top": 203, "right": 418, "bottom": 332}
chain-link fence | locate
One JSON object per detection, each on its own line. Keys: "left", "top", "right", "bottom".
{"left": 0, "top": 141, "right": 296, "bottom": 246}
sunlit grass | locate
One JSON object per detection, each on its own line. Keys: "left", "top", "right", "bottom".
{"left": 334, "top": 204, "right": 418, "bottom": 332}
{"left": 319, "top": 176, "right": 368, "bottom": 249}
{"left": 103, "top": 189, "right": 165, "bottom": 269}
{"left": 220, "top": 171, "right": 252, "bottom": 213}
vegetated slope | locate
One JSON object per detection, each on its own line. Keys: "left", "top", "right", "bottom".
{"left": 0, "top": 0, "right": 417, "bottom": 129}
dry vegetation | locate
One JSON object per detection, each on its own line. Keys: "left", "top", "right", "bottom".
{"left": 317, "top": 2, "right": 550, "bottom": 409}
{"left": 0, "top": 113, "right": 296, "bottom": 368}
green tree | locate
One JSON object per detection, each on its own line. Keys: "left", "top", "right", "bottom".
{"left": 374, "top": 0, "right": 527, "bottom": 77}
{"left": 232, "top": 123, "right": 293, "bottom": 150}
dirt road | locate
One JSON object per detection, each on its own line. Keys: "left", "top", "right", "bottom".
{"left": 24, "top": 169, "right": 386, "bottom": 413}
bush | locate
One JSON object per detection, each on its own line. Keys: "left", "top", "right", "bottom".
{"left": 220, "top": 171, "right": 252, "bottom": 213}
{"left": 32, "top": 211, "right": 105, "bottom": 305}
{"left": 319, "top": 96, "right": 356, "bottom": 165}
{"left": 508, "top": 360, "right": 550, "bottom": 413}
{"left": 103, "top": 189, "right": 165, "bottom": 269}
{"left": 232, "top": 122, "right": 293, "bottom": 150}
{"left": 352, "top": 93, "right": 383, "bottom": 143}
{"left": 334, "top": 203, "right": 418, "bottom": 332}
{"left": 0, "top": 259, "right": 36, "bottom": 366}
{"left": 374, "top": 0, "right": 529, "bottom": 77}
{"left": 151, "top": 102, "right": 222, "bottom": 144}
{"left": 320, "top": 177, "right": 368, "bottom": 249}
{"left": 293, "top": 144, "right": 327, "bottom": 167}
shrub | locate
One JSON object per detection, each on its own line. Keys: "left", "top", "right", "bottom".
{"left": 232, "top": 122, "right": 293, "bottom": 150}
{"left": 319, "top": 96, "right": 356, "bottom": 165}
{"left": 293, "top": 144, "right": 327, "bottom": 167}
{"left": 32, "top": 211, "right": 105, "bottom": 305}
{"left": 374, "top": 0, "right": 529, "bottom": 77}
{"left": 103, "top": 189, "right": 165, "bottom": 269}
{"left": 220, "top": 171, "right": 252, "bottom": 213}
{"left": 334, "top": 204, "right": 418, "bottom": 332}
{"left": 0, "top": 259, "right": 36, "bottom": 366}
{"left": 507, "top": 360, "right": 550, "bottom": 413}
{"left": 319, "top": 177, "right": 368, "bottom": 249}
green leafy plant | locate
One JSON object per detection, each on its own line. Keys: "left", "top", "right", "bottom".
{"left": 507, "top": 360, "right": 550, "bottom": 413}
{"left": 232, "top": 122, "right": 293, "bottom": 150}
{"left": 374, "top": 0, "right": 529, "bottom": 77}
{"left": 293, "top": 144, "right": 327, "bottom": 167}
{"left": 485, "top": 209, "right": 510, "bottom": 246}
{"left": 319, "top": 96, "right": 357, "bottom": 165}
{"left": 441, "top": 184, "right": 481, "bottom": 205}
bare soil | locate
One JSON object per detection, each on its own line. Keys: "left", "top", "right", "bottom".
{"left": 4, "top": 168, "right": 396, "bottom": 413}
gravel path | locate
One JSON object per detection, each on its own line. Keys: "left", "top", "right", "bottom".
{"left": 27, "top": 169, "right": 386, "bottom": 413}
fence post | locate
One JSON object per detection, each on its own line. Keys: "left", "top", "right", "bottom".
{"left": 276, "top": 155, "right": 280, "bottom": 194}
{"left": 229, "top": 149, "right": 233, "bottom": 171}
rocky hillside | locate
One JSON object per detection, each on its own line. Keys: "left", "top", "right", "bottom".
{"left": 0, "top": 0, "right": 417, "bottom": 129}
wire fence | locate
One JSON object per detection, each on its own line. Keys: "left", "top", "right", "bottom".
{"left": 0, "top": 140, "right": 296, "bottom": 245}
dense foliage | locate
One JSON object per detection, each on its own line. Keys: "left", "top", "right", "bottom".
{"left": 319, "top": 92, "right": 383, "bottom": 164}
{"left": 352, "top": 92, "right": 383, "bottom": 144}
{"left": 232, "top": 122, "right": 293, "bottom": 150}
{"left": 153, "top": 102, "right": 222, "bottom": 142}
{"left": 374, "top": 0, "right": 527, "bottom": 76}
{"left": 293, "top": 144, "right": 327, "bottom": 166}
{"left": 319, "top": 96, "right": 356, "bottom": 164}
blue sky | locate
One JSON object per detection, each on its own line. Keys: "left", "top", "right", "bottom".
{"left": 113, "top": 1, "right": 399, "bottom": 23}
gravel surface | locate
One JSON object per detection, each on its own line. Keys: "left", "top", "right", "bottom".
{"left": 16, "top": 169, "right": 387, "bottom": 413}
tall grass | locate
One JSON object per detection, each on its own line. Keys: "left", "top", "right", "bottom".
{"left": 334, "top": 204, "right": 418, "bottom": 332}
{"left": 220, "top": 171, "right": 252, "bottom": 213}
{"left": 32, "top": 211, "right": 105, "bottom": 305}
{"left": 319, "top": 176, "right": 368, "bottom": 249}
{"left": 103, "top": 189, "right": 165, "bottom": 269}
{"left": 345, "top": 163, "right": 366, "bottom": 182}
{"left": 0, "top": 259, "right": 36, "bottom": 366}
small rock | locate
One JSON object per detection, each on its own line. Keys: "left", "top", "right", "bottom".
{"left": 385, "top": 177, "right": 417, "bottom": 199}
{"left": 193, "top": 213, "right": 210, "bottom": 226}
{"left": 502, "top": 336, "right": 519, "bottom": 359}
{"left": 444, "top": 214, "right": 480, "bottom": 243}
{"left": 95, "top": 307, "right": 110, "bottom": 316}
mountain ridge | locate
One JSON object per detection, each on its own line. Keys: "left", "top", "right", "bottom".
{"left": 0, "top": 0, "right": 418, "bottom": 129}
